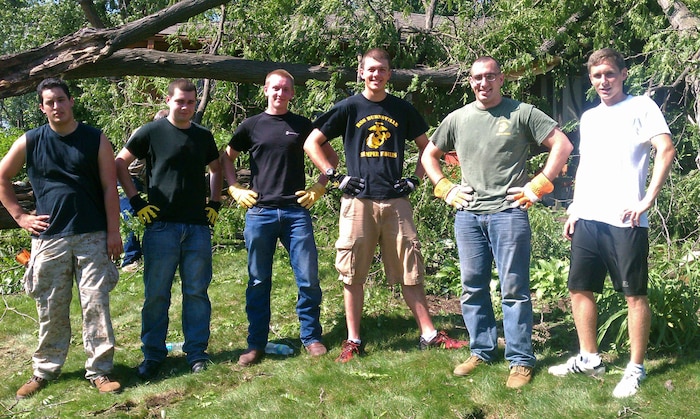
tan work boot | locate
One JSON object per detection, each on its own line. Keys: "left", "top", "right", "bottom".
{"left": 91, "top": 375, "right": 121, "bottom": 394}
{"left": 453, "top": 355, "right": 485, "bottom": 376}
{"left": 506, "top": 365, "right": 533, "bottom": 388}
{"left": 16, "top": 376, "right": 47, "bottom": 400}
{"left": 305, "top": 342, "right": 328, "bottom": 357}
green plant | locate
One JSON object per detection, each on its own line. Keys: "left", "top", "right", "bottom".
{"left": 424, "top": 239, "right": 460, "bottom": 298}
{"left": 530, "top": 258, "right": 570, "bottom": 308}
{"left": 528, "top": 205, "right": 570, "bottom": 262}
{"left": 652, "top": 170, "right": 700, "bottom": 241}
{"left": 596, "top": 244, "right": 700, "bottom": 353}
{"left": 0, "top": 229, "right": 31, "bottom": 295}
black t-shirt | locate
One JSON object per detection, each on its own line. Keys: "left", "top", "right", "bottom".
{"left": 25, "top": 123, "right": 107, "bottom": 238}
{"left": 229, "top": 111, "right": 313, "bottom": 207}
{"left": 125, "top": 118, "right": 219, "bottom": 225}
{"left": 313, "top": 93, "right": 428, "bottom": 199}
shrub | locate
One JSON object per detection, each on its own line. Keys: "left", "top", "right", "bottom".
{"left": 596, "top": 243, "right": 700, "bottom": 353}
{"left": 528, "top": 205, "right": 570, "bottom": 262}
{"left": 530, "top": 258, "right": 570, "bottom": 309}
{"left": 652, "top": 170, "right": 700, "bottom": 241}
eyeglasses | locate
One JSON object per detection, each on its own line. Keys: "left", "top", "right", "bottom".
{"left": 469, "top": 73, "right": 500, "bottom": 82}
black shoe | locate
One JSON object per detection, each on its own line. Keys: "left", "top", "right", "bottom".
{"left": 136, "top": 360, "right": 162, "bottom": 380}
{"left": 191, "top": 360, "right": 209, "bottom": 373}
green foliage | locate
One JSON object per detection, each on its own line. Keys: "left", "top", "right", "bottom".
{"left": 596, "top": 244, "right": 700, "bottom": 354}
{"left": 0, "top": 127, "right": 23, "bottom": 157}
{"left": 530, "top": 258, "right": 569, "bottom": 306}
{"left": 652, "top": 170, "right": 700, "bottom": 241}
{"left": 0, "top": 230, "right": 30, "bottom": 295}
{"left": 528, "top": 205, "right": 570, "bottom": 261}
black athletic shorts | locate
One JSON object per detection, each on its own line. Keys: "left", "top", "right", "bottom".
{"left": 568, "top": 219, "right": 649, "bottom": 296}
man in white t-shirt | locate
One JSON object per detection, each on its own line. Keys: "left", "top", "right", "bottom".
{"left": 548, "top": 48, "right": 675, "bottom": 398}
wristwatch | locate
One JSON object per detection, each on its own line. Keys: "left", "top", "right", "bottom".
{"left": 325, "top": 168, "right": 337, "bottom": 178}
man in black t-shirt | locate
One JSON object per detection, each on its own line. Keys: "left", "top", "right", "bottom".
{"left": 116, "top": 79, "right": 223, "bottom": 380}
{"left": 304, "top": 48, "right": 468, "bottom": 363}
{"left": 223, "top": 69, "right": 332, "bottom": 366}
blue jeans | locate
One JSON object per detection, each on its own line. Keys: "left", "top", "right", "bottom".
{"left": 244, "top": 206, "right": 322, "bottom": 349}
{"left": 141, "top": 222, "right": 212, "bottom": 365}
{"left": 455, "top": 209, "right": 535, "bottom": 368}
{"left": 118, "top": 178, "right": 144, "bottom": 266}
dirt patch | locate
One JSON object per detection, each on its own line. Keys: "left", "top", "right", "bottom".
{"left": 426, "top": 294, "right": 461, "bottom": 315}
{"left": 145, "top": 389, "right": 186, "bottom": 409}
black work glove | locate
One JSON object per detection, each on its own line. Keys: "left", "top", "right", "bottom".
{"left": 393, "top": 176, "right": 420, "bottom": 195}
{"left": 129, "top": 195, "right": 160, "bottom": 224}
{"left": 330, "top": 171, "right": 366, "bottom": 196}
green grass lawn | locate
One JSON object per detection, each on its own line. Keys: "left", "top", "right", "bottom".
{"left": 1, "top": 242, "right": 699, "bottom": 418}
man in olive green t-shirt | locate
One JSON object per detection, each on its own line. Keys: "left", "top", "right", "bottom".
{"left": 421, "top": 56, "right": 572, "bottom": 388}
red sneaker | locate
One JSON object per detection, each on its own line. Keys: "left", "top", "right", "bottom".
{"left": 335, "top": 340, "right": 362, "bottom": 363}
{"left": 420, "top": 330, "right": 469, "bottom": 350}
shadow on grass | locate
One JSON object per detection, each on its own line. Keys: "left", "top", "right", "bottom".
{"left": 322, "top": 309, "right": 470, "bottom": 354}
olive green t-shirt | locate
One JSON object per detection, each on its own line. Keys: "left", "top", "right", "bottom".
{"left": 430, "top": 98, "right": 557, "bottom": 214}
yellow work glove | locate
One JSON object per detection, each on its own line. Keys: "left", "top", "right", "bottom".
{"left": 228, "top": 182, "right": 258, "bottom": 209}
{"left": 433, "top": 178, "right": 474, "bottom": 210}
{"left": 295, "top": 182, "right": 326, "bottom": 209}
{"left": 506, "top": 173, "right": 554, "bottom": 209}
{"left": 205, "top": 201, "right": 221, "bottom": 226}
{"left": 129, "top": 195, "right": 160, "bottom": 224}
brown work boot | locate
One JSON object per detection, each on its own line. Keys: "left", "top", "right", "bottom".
{"left": 16, "top": 376, "right": 47, "bottom": 400}
{"left": 453, "top": 355, "right": 485, "bottom": 376}
{"left": 506, "top": 365, "right": 533, "bottom": 388}
{"left": 91, "top": 375, "right": 121, "bottom": 394}
{"left": 305, "top": 342, "right": 328, "bottom": 357}
{"left": 238, "top": 348, "right": 263, "bottom": 366}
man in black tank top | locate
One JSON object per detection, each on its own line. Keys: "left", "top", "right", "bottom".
{"left": 0, "top": 78, "right": 123, "bottom": 398}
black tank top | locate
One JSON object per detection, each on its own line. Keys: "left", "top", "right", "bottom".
{"left": 26, "top": 123, "right": 107, "bottom": 238}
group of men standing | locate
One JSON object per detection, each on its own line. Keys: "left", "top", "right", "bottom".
{"left": 0, "top": 46, "right": 674, "bottom": 401}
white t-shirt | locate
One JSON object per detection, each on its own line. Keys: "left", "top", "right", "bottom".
{"left": 569, "top": 95, "right": 670, "bottom": 228}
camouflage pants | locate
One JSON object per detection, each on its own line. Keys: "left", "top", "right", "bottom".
{"left": 24, "top": 231, "right": 119, "bottom": 380}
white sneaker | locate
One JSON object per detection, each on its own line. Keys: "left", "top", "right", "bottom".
{"left": 548, "top": 355, "right": 606, "bottom": 377}
{"left": 612, "top": 367, "right": 646, "bottom": 398}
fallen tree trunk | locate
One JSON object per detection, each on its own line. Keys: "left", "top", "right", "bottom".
{"left": 65, "top": 49, "right": 464, "bottom": 90}
{"left": 0, "top": 182, "right": 35, "bottom": 230}
{"left": 0, "top": 0, "right": 229, "bottom": 99}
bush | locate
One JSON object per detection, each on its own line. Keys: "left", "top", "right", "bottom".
{"left": 528, "top": 205, "right": 570, "bottom": 262}
{"left": 530, "top": 258, "right": 570, "bottom": 309}
{"left": 596, "top": 243, "right": 700, "bottom": 354}
{"left": 0, "top": 230, "right": 31, "bottom": 294}
{"left": 652, "top": 170, "right": 700, "bottom": 241}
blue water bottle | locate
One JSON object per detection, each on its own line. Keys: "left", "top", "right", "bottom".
{"left": 265, "top": 342, "right": 294, "bottom": 355}
{"left": 166, "top": 341, "right": 184, "bottom": 352}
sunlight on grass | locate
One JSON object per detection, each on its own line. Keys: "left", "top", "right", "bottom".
{"left": 0, "top": 244, "right": 698, "bottom": 417}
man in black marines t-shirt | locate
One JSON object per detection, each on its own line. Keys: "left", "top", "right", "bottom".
{"left": 304, "top": 48, "right": 468, "bottom": 363}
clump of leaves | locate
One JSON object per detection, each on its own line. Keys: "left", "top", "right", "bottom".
{"left": 530, "top": 258, "right": 570, "bottom": 309}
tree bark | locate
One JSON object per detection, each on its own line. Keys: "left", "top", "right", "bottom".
{"left": 63, "top": 49, "right": 464, "bottom": 91}
{"left": 0, "top": 0, "right": 229, "bottom": 99}
{"left": 0, "top": 183, "right": 34, "bottom": 230}
{"left": 194, "top": 4, "right": 227, "bottom": 125}
{"left": 79, "top": 0, "right": 106, "bottom": 29}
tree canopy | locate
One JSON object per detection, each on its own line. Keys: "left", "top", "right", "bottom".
{"left": 0, "top": 0, "right": 698, "bottom": 168}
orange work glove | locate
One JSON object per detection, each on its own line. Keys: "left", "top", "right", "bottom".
{"left": 433, "top": 178, "right": 474, "bottom": 210}
{"left": 506, "top": 173, "right": 554, "bottom": 209}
